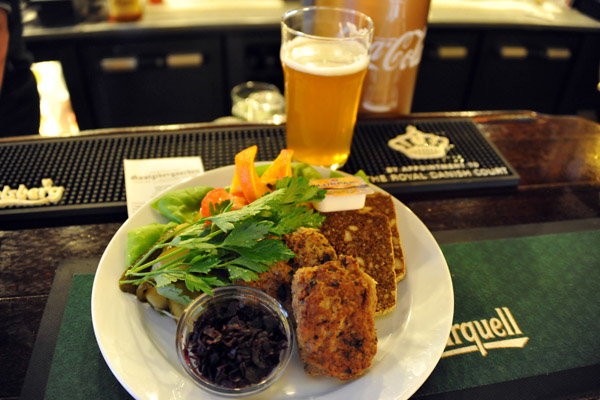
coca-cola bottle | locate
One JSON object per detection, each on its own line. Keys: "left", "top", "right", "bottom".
{"left": 311, "top": 0, "right": 431, "bottom": 115}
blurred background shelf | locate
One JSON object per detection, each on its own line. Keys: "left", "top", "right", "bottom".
{"left": 22, "top": 0, "right": 600, "bottom": 131}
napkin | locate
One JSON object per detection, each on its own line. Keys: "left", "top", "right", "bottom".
{"left": 123, "top": 157, "right": 204, "bottom": 217}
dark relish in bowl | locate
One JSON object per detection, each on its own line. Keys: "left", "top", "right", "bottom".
{"left": 183, "top": 298, "right": 289, "bottom": 389}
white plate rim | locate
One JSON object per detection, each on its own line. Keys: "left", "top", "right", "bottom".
{"left": 91, "top": 164, "right": 454, "bottom": 400}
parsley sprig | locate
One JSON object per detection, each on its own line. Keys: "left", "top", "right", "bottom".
{"left": 120, "top": 177, "right": 325, "bottom": 305}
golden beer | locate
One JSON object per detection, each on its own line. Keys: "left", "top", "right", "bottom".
{"left": 280, "top": 7, "right": 374, "bottom": 169}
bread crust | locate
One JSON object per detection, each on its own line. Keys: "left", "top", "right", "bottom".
{"left": 319, "top": 210, "right": 397, "bottom": 315}
{"left": 363, "top": 193, "right": 406, "bottom": 281}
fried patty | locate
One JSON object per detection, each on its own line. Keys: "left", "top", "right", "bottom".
{"left": 235, "top": 260, "right": 293, "bottom": 311}
{"left": 284, "top": 227, "right": 338, "bottom": 271}
{"left": 291, "top": 255, "right": 378, "bottom": 380}
{"left": 237, "top": 228, "right": 338, "bottom": 311}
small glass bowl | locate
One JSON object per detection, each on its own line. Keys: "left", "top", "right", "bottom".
{"left": 231, "top": 81, "right": 285, "bottom": 123}
{"left": 176, "top": 286, "right": 294, "bottom": 397}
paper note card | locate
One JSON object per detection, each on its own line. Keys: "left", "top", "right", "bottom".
{"left": 123, "top": 157, "right": 204, "bottom": 217}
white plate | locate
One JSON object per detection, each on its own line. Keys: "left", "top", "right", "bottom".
{"left": 92, "top": 165, "right": 454, "bottom": 400}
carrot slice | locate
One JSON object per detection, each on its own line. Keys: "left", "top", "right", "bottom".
{"left": 230, "top": 170, "right": 243, "bottom": 196}
{"left": 260, "top": 149, "right": 294, "bottom": 186}
{"left": 234, "top": 145, "right": 269, "bottom": 203}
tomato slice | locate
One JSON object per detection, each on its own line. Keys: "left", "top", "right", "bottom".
{"left": 199, "top": 188, "right": 247, "bottom": 220}
{"left": 200, "top": 188, "right": 231, "bottom": 219}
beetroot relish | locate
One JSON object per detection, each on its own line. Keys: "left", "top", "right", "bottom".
{"left": 184, "top": 299, "right": 288, "bottom": 389}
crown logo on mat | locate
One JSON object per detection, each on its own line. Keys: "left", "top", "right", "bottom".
{"left": 388, "top": 125, "right": 452, "bottom": 159}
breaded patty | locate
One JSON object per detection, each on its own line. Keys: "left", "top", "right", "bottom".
{"left": 235, "top": 260, "right": 293, "bottom": 311}
{"left": 236, "top": 228, "right": 338, "bottom": 312}
{"left": 284, "top": 227, "right": 338, "bottom": 271}
{"left": 319, "top": 210, "right": 397, "bottom": 316}
{"left": 291, "top": 255, "right": 378, "bottom": 380}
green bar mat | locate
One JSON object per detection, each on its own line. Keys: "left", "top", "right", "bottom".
{"left": 44, "top": 274, "right": 132, "bottom": 400}
{"left": 415, "top": 229, "right": 600, "bottom": 399}
{"left": 42, "top": 230, "right": 600, "bottom": 399}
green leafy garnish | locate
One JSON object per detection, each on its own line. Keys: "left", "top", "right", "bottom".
{"left": 150, "top": 185, "right": 213, "bottom": 223}
{"left": 120, "top": 177, "right": 326, "bottom": 305}
{"left": 329, "top": 169, "right": 370, "bottom": 184}
{"left": 292, "top": 162, "right": 323, "bottom": 180}
{"left": 125, "top": 222, "right": 178, "bottom": 266}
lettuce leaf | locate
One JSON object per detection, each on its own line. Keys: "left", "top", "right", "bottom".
{"left": 255, "top": 164, "right": 270, "bottom": 177}
{"left": 150, "top": 185, "right": 213, "bottom": 223}
{"left": 329, "top": 169, "right": 370, "bottom": 184}
{"left": 125, "top": 221, "right": 177, "bottom": 266}
{"left": 292, "top": 162, "right": 323, "bottom": 180}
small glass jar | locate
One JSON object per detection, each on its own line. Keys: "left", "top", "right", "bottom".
{"left": 176, "top": 286, "right": 294, "bottom": 397}
{"left": 231, "top": 81, "right": 285, "bottom": 123}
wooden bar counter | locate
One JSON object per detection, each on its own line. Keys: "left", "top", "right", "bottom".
{"left": 1, "top": 111, "right": 599, "bottom": 399}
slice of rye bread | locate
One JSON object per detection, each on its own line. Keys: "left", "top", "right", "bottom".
{"left": 319, "top": 210, "right": 397, "bottom": 315}
{"left": 363, "top": 193, "right": 406, "bottom": 282}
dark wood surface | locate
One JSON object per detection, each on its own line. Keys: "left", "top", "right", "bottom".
{"left": 1, "top": 111, "right": 599, "bottom": 399}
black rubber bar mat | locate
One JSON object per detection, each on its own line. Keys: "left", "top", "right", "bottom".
{"left": 0, "top": 119, "right": 519, "bottom": 222}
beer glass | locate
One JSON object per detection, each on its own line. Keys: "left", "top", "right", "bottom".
{"left": 280, "top": 6, "right": 374, "bottom": 169}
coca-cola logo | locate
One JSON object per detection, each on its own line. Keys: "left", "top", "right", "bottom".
{"left": 369, "top": 29, "right": 426, "bottom": 72}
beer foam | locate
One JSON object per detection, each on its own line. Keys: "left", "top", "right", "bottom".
{"left": 281, "top": 38, "right": 369, "bottom": 77}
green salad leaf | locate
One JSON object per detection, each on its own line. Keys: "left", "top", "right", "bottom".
{"left": 121, "top": 177, "right": 326, "bottom": 304}
{"left": 125, "top": 222, "right": 178, "bottom": 266}
{"left": 329, "top": 169, "right": 370, "bottom": 184}
{"left": 156, "top": 285, "right": 195, "bottom": 305}
{"left": 292, "top": 162, "right": 323, "bottom": 180}
{"left": 150, "top": 185, "right": 213, "bottom": 223}
{"left": 255, "top": 162, "right": 323, "bottom": 180}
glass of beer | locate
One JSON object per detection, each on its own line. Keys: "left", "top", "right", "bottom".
{"left": 280, "top": 6, "right": 374, "bottom": 169}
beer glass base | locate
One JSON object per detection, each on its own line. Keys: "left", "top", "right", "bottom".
{"left": 315, "top": 162, "right": 345, "bottom": 171}
{"left": 291, "top": 154, "right": 348, "bottom": 171}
